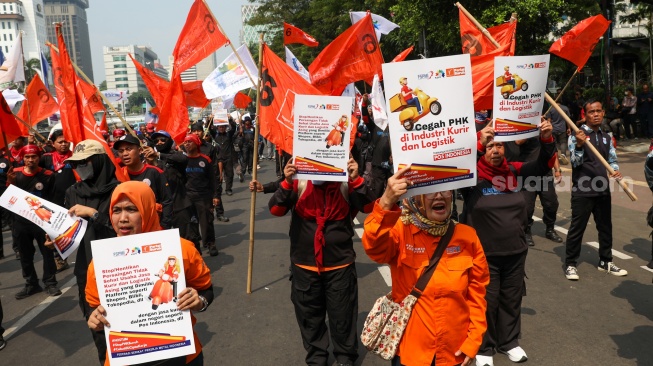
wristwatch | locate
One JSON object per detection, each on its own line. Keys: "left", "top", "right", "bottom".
{"left": 89, "top": 211, "right": 99, "bottom": 222}
{"left": 198, "top": 295, "right": 209, "bottom": 312}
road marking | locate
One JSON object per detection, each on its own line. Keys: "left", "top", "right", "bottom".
{"left": 355, "top": 227, "right": 364, "bottom": 238}
{"left": 353, "top": 218, "right": 360, "bottom": 225}
{"left": 532, "top": 216, "right": 568, "bottom": 235}
{"left": 640, "top": 265, "right": 653, "bottom": 273}
{"left": 3, "top": 276, "right": 77, "bottom": 340}
{"left": 585, "top": 241, "right": 633, "bottom": 260}
{"left": 377, "top": 265, "right": 392, "bottom": 286}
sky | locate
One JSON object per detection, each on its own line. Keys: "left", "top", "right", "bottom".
{"left": 86, "top": 0, "right": 249, "bottom": 83}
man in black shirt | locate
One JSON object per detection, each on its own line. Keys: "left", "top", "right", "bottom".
{"left": 214, "top": 118, "right": 237, "bottom": 196}
{"left": 7, "top": 145, "right": 61, "bottom": 299}
{"left": 0, "top": 148, "right": 10, "bottom": 258}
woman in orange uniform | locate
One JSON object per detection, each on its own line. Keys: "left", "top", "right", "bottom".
{"left": 363, "top": 165, "right": 489, "bottom": 366}
{"left": 86, "top": 181, "right": 213, "bottom": 365}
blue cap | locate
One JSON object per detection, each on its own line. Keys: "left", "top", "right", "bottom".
{"left": 151, "top": 130, "right": 171, "bottom": 139}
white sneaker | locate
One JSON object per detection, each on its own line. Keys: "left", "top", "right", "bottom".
{"left": 565, "top": 266, "right": 579, "bottom": 281}
{"left": 598, "top": 261, "right": 628, "bottom": 276}
{"left": 475, "top": 354, "right": 494, "bottom": 366}
{"left": 498, "top": 346, "right": 528, "bottom": 363}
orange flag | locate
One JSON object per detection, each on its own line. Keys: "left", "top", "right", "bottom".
{"left": 283, "top": 23, "right": 319, "bottom": 47}
{"left": 309, "top": 14, "right": 384, "bottom": 95}
{"left": 459, "top": 10, "right": 516, "bottom": 110}
{"left": 549, "top": 14, "right": 610, "bottom": 70}
{"left": 16, "top": 74, "right": 59, "bottom": 134}
{"left": 182, "top": 80, "right": 211, "bottom": 108}
{"left": 99, "top": 112, "right": 108, "bottom": 132}
{"left": 157, "top": 72, "right": 190, "bottom": 145}
{"left": 233, "top": 91, "right": 252, "bottom": 109}
{"left": 259, "top": 44, "right": 323, "bottom": 155}
{"left": 392, "top": 46, "right": 414, "bottom": 62}
{"left": 0, "top": 93, "right": 24, "bottom": 150}
{"left": 77, "top": 78, "right": 105, "bottom": 113}
{"left": 173, "top": 0, "right": 229, "bottom": 74}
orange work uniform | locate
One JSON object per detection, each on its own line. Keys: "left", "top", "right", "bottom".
{"left": 363, "top": 200, "right": 490, "bottom": 366}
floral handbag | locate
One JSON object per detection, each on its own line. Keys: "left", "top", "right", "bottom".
{"left": 360, "top": 223, "right": 456, "bottom": 360}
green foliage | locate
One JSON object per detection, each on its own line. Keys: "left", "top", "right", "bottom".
{"left": 127, "top": 91, "right": 151, "bottom": 110}
{"left": 24, "top": 58, "right": 41, "bottom": 84}
{"left": 99, "top": 80, "right": 107, "bottom": 91}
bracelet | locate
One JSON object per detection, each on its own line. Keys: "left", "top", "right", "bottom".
{"left": 198, "top": 295, "right": 209, "bottom": 312}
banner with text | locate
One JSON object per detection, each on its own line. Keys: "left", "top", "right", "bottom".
{"left": 91, "top": 229, "right": 194, "bottom": 366}
{"left": 382, "top": 54, "right": 477, "bottom": 197}
{"left": 493, "top": 55, "right": 550, "bottom": 141}
{"left": 0, "top": 184, "right": 86, "bottom": 259}
{"left": 293, "top": 95, "right": 353, "bottom": 182}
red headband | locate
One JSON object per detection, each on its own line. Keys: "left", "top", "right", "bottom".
{"left": 20, "top": 145, "right": 41, "bottom": 158}
{"left": 184, "top": 134, "right": 202, "bottom": 147}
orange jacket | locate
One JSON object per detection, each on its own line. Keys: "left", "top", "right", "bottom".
{"left": 86, "top": 238, "right": 212, "bottom": 365}
{"left": 363, "top": 200, "right": 489, "bottom": 366}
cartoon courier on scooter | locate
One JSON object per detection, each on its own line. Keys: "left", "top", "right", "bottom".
{"left": 496, "top": 66, "right": 528, "bottom": 99}
{"left": 389, "top": 77, "right": 442, "bottom": 131}
{"left": 148, "top": 256, "right": 180, "bottom": 310}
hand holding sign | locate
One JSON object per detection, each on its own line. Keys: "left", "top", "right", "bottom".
{"left": 379, "top": 165, "right": 412, "bottom": 210}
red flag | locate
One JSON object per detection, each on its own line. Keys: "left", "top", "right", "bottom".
{"left": 549, "top": 14, "right": 610, "bottom": 69}
{"left": 99, "top": 112, "right": 108, "bottom": 132}
{"left": 182, "top": 81, "right": 211, "bottom": 108}
{"left": 283, "top": 23, "right": 319, "bottom": 47}
{"left": 157, "top": 72, "right": 190, "bottom": 145}
{"left": 309, "top": 14, "right": 384, "bottom": 95}
{"left": 77, "top": 78, "right": 105, "bottom": 113}
{"left": 392, "top": 46, "right": 414, "bottom": 62}
{"left": 260, "top": 44, "right": 323, "bottom": 155}
{"left": 173, "top": 0, "right": 229, "bottom": 74}
{"left": 16, "top": 74, "right": 59, "bottom": 134}
{"left": 233, "top": 91, "right": 252, "bottom": 109}
{"left": 50, "top": 24, "right": 84, "bottom": 144}
{"left": 459, "top": 10, "right": 517, "bottom": 110}
{"left": 0, "top": 93, "right": 24, "bottom": 150}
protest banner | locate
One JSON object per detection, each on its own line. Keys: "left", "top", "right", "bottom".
{"left": 493, "top": 55, "right": 550, "bottom": 141}
{"left": 212, "top": 109, "right": 229, "bottom": 125}
{"left": 292, "top": 95, "right": 353, "bottom": 182}
{"left": 90, "top": 229, "right": 195, "bottom": 366}
{"left": 0, "top": 184, "right": 86, "bottom": 259}
{"left": 382, "top": 54, "right": 477, "bottom": 197}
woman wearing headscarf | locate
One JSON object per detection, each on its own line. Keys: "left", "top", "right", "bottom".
{"left": 86, "top": 181, "right": 213, "bottom": 365}
{"left": 362, "top": 165, "right": 490, "bottom": 366}
{"left": 460, "top": 120, "right": 555, "bottom": 366}
{"left": 63, "top": 139, "right": 121, "bottom": 364}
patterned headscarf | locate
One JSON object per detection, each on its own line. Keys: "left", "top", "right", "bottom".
{"left": 400, "top": 194, "right": 454, "bottom": 237}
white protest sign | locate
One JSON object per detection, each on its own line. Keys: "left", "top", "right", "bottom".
{"left": 382, "top": 54, "right": 477, "bottom": 197}
{"left": 0, "top": 184, "right": 86, "bottom": 259}
{"left": 493, "top": 55, "right": 550, "bottom": 141}
{"left": 293, "top": 95, "right": 353, "bottom": 182}
{"left": 91, "top": 229, "right": 194, "bottom": 366}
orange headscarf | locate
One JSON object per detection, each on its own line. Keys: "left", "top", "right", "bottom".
{"left": 110, "top": 181, "right": 161, "bottom": 233}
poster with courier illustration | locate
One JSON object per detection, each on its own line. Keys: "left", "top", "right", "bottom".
{"left": 0, "top": 184, "right": 86, "bottom": 259}
{"left": 91, "top": 229, "right": 194, "bottom": 366}
{"left": 293, "top": 95, "right": 353, "bottom": 182}
{"left": 493, "top": 54, "right": 550, "bottom": 141}
{"left": 382, "top": 54, "right": 477, "bottom": 197}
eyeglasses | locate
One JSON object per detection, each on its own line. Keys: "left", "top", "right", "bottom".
{"left": 424, "top": 191, "right": 453, "bottom": 199}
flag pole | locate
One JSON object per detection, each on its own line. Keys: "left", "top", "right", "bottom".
{"left": 13, "top": 113, "right": 48, "bottom": 142}
{"left": 545, "top": 93, "right": 637, "bottom": 201}
{"left": 203, "top": 0, "right": 257, "bottom": 87}
{"left": 247, "top": 32, "right": 265, "bottom": 294}
{"left": 455, "top": 2, "right": 500, "bottom": 49}
{"left": 45, "top": 41, "right": 137, "bottom": 138}
{"left": 544, "top": 69, "right": 580, "bottom": 116}
{"left": 23, "top": 98, "right": 46, "bottom": 144}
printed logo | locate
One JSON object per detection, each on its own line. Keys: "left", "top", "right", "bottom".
{"left": 199, "top": 161, "right": 206, "bottom": 168}
{"left": 142, "top": 243, "right": 162, "bottom": 253}
{"left": 143, "top": 178, "right": 151, "bottom": 186}
{"left": 8, "top": 196, "right": 17, "bottom": 205}
{"left": 446, "top": 246, "right": 461, "bottom": 254}
{"left": 35, "top": 183, "right": 44, "bottom": 191}
{"left": 516, "top": 62, "right": 547, "bottom": 69}
{"left": 445, "top": 67, "right": 466, "bottom": 77}
{"left": 74, "top": 143, "right": 86, "bottom": 153}
{"left": 130, "top": 247, "right": 141, "bottom": 255}
{"left": 405, "top": 243, "right": 426, "bottom": 254}
{"left": 0, "top": 163, "right": 6, "bottom": 169}
{"left": 326, "top": 104, "right": 339, "bottom": 110}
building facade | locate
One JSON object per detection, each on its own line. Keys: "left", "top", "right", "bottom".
{"left": 0, "top": 0, "right": 47, "bottom": 63}
{"left": 104, "top": 45, "right": 158, "bottom": 94}
{"left": 240, "top": 4, "right": 274, "bottom": 47}
{"left": 43, "top": 0, "right": 93, "bottom": 81}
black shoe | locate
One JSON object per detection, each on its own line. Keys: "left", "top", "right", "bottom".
{"left": 545, "top": 228, "right": 563, "bottom": 243}
{"left": 15, "top": 284, "right": 43, "bottom": 300}
{"left": 647, "top": 260, "right": 653, "bottom": 270}
{"left": 216, "top": 215, "right": 230, "bottom": 222}
{"left": 15, "top": 251, "right": 20, "bottom": 260}
{"left": 208, "top": 244, "right": 219, "bottom": 257}
{"left": 55, "top": 258, "right": 70, "bottom": 273}
{"left": 45, "top": 285, "right": 62, "bottom": 297}
{"left": 525, "top": 232, "right": 535, "bottom": 247}
{"left": 226, "top": 190, "right": 233, "bottom": 196}
{"left": 239, "top": 173, "right": 244, "bottom": 183}
{"left": 0, "top": 335, "right": 6, "bottom": 351}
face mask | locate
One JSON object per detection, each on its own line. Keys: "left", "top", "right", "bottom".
{"left": 312, "top": 180, "right": 325, "bottom": 186}
{"left": 75, "top": 161, "right": 94, "bottom": 181}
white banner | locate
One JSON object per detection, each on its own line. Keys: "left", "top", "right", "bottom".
{"left": 349, "top": 11, "right": 399, "bottom": 41}
{"left": 382, "top": 54, "right": 477, "bottom": 197}
{"left": 370, "top": 74, "right": 388, "bottom": 130}
{"left": 293, "top": 95, "right": 353, "bottom": 182}
{"left": 492, "top": 55, "right": 550, "bottom": 141}
{"left": 285, "top": 47, "right": 311, "bottom": 82}
{"left": 202, "top": 44, "right": 258, "bottom": 99}
{"left": 91, "top": 229, "right": 195, "bottom": 366}
{"left": 0, "top": 184, "right": 86, "bottom": 259}
{"left": 102, "top": 90, "right": 128, "bottom": 103}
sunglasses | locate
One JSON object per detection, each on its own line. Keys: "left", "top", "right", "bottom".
{"left": 424, "top": 191, "right": 453, "bottom": 199}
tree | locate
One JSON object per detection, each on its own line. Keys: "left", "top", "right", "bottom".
{"left": 127, "top": 90, "right": 151, "bottom": 114}
{"left": 24, "top": 58, "right": 41, "bottom": 84}
{"left": 99, "top": 80, "right": 107, "bottom": 91}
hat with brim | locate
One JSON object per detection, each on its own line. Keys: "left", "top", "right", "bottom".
{"left": 151, "top": 130, "right": 171, "bottom": 140}
{"left": 66, "top": 139, "right": 107, "bottom": 162}
{"left": 113, "top": 134, "right": 142, "bottom": 150}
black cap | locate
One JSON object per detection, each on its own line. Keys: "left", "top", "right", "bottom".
{"left": 190, "top": 122, "right": 204, "bottom": 131}
{"left": 113, "top": 134, "right": 141, "bottom": 150}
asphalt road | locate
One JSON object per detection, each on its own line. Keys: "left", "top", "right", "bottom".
{"left": 1, "top": 141, "right": 653, "bottom": 366}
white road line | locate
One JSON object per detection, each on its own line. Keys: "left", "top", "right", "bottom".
{"left": 354, "top": 228, "right": 365, "bottom": 238}
{"left": 3, "top": 276, "right": 77, "bottom": 340}
{"left": 640, "top": 266, "right": 653, "bottom": 274}
{"left": 585, "top": 241, "right": 633, "bottom": 260}
{"left": 377, "top": 265, "right": 392, "bottom": 286}
{"left": 353, "top": 218, "right": 360, "bottom": 225}
{"left": 532, "top": 216, "right": 569, "bottom": 235}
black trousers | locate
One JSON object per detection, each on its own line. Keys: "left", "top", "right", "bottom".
{"left": 291, "top": 264, "right": 359, "bottom": 366}
{"left": 173, "top": 206, "right": 202, "bottom": 253}
{"left": 243, "top": 146, "right": 254, "bottom": 174}
{"left": 15, "top": 222, "right": 57, "bottom": 287}
{"left": 190, "top": 198, "right": 215, "bottom": 247}
{"left": 623, "top": 114, "right": 636, "bottom": 139}
{"left": 565, "top": 195, "right": 613, "bottom": 266}
{"left": 220, "top": 157, "right": 234, "bottom": 192}
{"left": 524, "top": 176, "right": 559, "bottom": 228}
{"left": 478, "top": 251, "right": 527, "bottom": 356}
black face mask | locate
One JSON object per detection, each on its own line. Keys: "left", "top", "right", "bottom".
{"left": 74, "top": 161, "right": 94, "bottom": 181}
{"left": 156, "top": 138, "right": 174, "bottom": 154}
